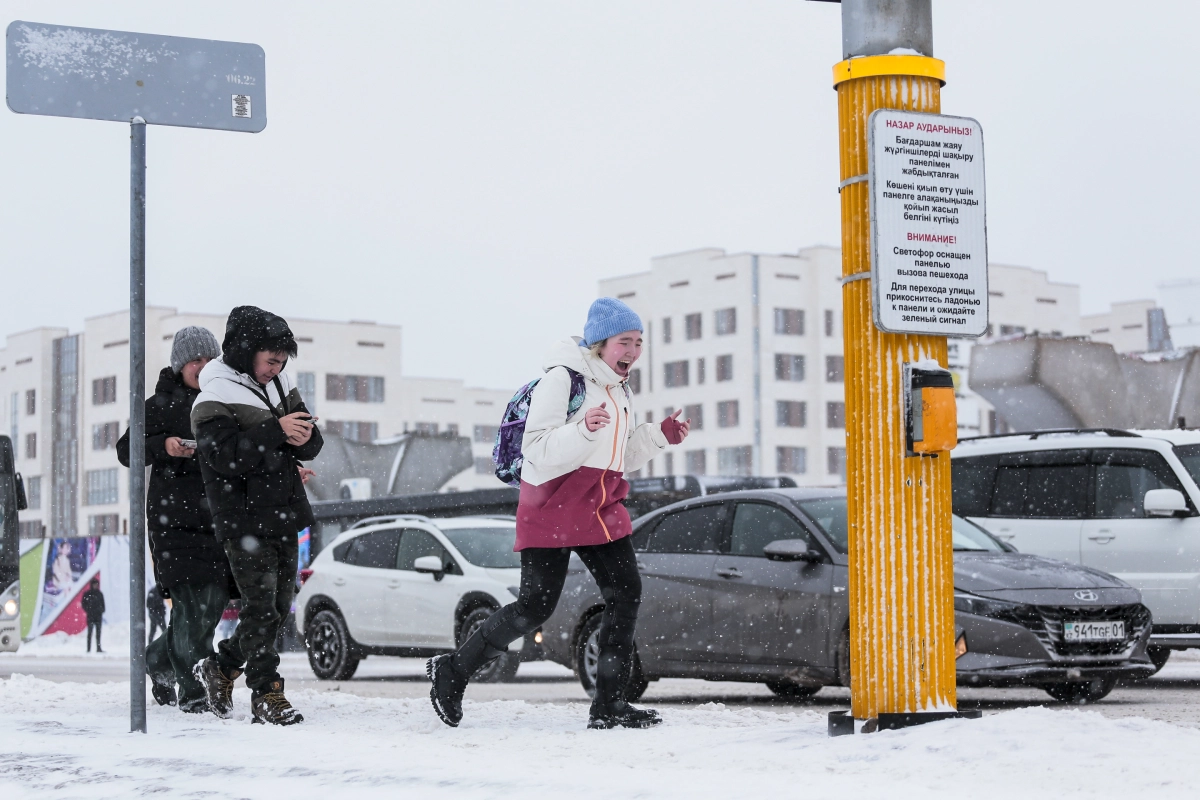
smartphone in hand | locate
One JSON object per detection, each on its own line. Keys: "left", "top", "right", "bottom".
{"left": 179, "top": 439, "right": 197, "bottom": 448}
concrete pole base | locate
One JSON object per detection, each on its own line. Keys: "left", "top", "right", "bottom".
{"left": 828, "top": 709, "right": 982, "bottom": 736}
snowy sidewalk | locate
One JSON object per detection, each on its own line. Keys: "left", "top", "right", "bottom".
{"left": 2, "top": 673, "right": 1199, "bottom": 799}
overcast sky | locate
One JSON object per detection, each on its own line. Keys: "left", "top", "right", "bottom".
{"left": 2, "top": 1, "right": 1196, "bottom": 388}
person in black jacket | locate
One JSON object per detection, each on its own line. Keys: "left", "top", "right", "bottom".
{"left": 81, "top": 579, "right": 105, "bottom": 653}
{"left": 118, "top": 325, "right": 233, "bottom": 712}
{"left": 191, "top": 306, "right": 323, "bottom": 726}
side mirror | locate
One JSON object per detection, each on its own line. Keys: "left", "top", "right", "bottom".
{"left": 763, "top": 539, "right": 820, "bottom": 563}
{"left": 1145, "top": 488, "right": 1189, "bottom": 518}
{"left": 413, "top": 555, "right": 445, "bottom": 581}
{"left": 14, "top": 473, "right": 27, "bottom": 512}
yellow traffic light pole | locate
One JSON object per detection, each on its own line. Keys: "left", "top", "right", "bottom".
{"left": 830, "top": 1, "right": 965, "bottom": 728}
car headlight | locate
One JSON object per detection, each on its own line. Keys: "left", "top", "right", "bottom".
{"left": 1, "top": 598, "right": 17, "bottom": 619}
{"left": 953, "top": 591, "right": 1028, "bottom": 622}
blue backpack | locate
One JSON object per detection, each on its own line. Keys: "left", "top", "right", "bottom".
{"left": 493, "top": 368, "right": 588, "bottom": 487}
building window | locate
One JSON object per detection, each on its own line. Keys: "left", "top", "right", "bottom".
{"left": 662, "top": 318, "right": 673, "bottom": 344}
{"left": 717, "top": 446, "right": 752, "bottom": 476}
{"left": 686, "top": 449, "right": 707, "bottom": 475}
{"left": 696, "top": 358, "right": 705, "bottom": 385}
{"left": 775, "top": 354, "right": 805, "bottom": 382}
{"left": 683, "top": 404, "right": 703, "bottom": 430}
{"left": 25, "top": 389, "right": 36, "bottom": 415}
{"left": 715, "top": 308, "right": 737, "bottom": 336}
{"left": 326, "top": 374, "right": 385, "bottom": 403}
{"left": 26, "top": 476, "right": 41, "bottom": 510}
{"left": 474, "top": 425, "right": 499, "bottom": 443}
{"left": 774, "top": 308, "right": 804, "bottom": 336}
{"left": 663, "top": 361, "right": 689, "bottom": 388}
{"left": 999, "top": 325, "right": 1026, "bottom": 336}
{"left": 825, "top": 355, "right": 845, "bottom": 383}
{"left": 776, "top": 400, "right": 806, "bottom": 428}
{"left": 92, "top": 376, "right": 117, "bottom": 405}
{"left": 826, "top": 401, "right": 846, "bottom": 428}
{"left": 628, "top": 368, "right": 642, "bottom": 394}
{"left": 474, "top": 456, "right": 494, "bottom": 475}
{"left": 664, "top": 453, "right": 674, "bottom": 476}
{"left": 685, "top": 313, "right": 702, "bottom": 340}
{"left": 777, "top": 446, "right": 807, "bottom": 474}
{"left": 717, "top": 400, "right": 739, "bottom": 428}
{"left": 824, "top": 309, "right": 835, "bottom": 337}
{"left": 327, "top": 421, "right": 379, "bottom": 442}
{"left": 446, "top": 423, "right": 459, "bottom": 437}
{"left": 828, "top": 447, "right": 847, "bottom": 480}
{"left": 19, "top": 520, "right": 42, "bottom": 538}
{"left": 25, "top": 432, "right": 36, "bottom": 460}
{"left": 413, "top": 422, "right": 439, "bottom": 435}
{"left": 716, "top": 355, "right": 733, "bottom": 382}
{"left": 92, "top": 422, "right": 120, "bottom": 451}
{"left": 88, "top": 513, "right": 120, "bottom": 536}
{"left": 296, "top": 372, "right": 317, "bottom": 414}
{"left": 85, "top": 468, "right": 119, "bottom": 505}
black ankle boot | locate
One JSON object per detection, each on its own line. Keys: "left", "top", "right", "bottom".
{"left": 588, "top": 701, "right": 662, "bottom": 730}
{"left": 427, "top": 655, "right": 469, "bottom": 727}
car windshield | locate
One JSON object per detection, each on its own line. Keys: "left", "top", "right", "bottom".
{"left": 794, "top": 496, "right": 1003, "bottom": 553}
{"left": 951, "top": 516, "right": 1004, "bottom": 552}
{"left": 1174, "top": 444, "right": 1200, "bottom": 489}
{"left": 441, "top": 526, "right": 521, "bottom": 569}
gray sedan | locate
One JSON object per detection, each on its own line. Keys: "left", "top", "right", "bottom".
{"left": 539, "top": 488, "right": 1156, "bottom": 704}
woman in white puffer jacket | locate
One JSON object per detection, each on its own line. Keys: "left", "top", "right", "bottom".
{"left": 428, "top": 298, "right": 690, "bottom": 730}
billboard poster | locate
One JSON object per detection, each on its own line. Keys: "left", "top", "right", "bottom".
{"left": 39, "top": 537, "right": 101, "bottom": 625}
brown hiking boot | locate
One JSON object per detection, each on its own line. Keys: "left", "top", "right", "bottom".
{"left": 193, "top": 657, "right": 242, "bottom": 719}
{"left": 251, "top": 679, "right": 304, "bottom": 726}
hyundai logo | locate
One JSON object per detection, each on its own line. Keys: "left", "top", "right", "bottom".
{"left": 1074, "top": 590, "right": 1098, "bottom": 602}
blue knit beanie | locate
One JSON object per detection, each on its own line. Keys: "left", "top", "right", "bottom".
{"left": 582, "top": 298, "right": 643, "bottom": 347}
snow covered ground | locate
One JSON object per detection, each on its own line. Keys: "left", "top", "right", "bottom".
{"left": 2, "top": 668, "right": 1200, "bottom": 799}
{"left": 6, "top": 630, "right": 1200, "bottom": 797}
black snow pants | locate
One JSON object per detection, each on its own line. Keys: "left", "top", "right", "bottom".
{"left": 451, "top": 536, "right": 641, "bottom": 710}
{"left": 147, "top": 581, "right": 231, "bottom": 706}
{"left": 86, "top": 619, "right": 102, "bottom": 652}
{"left": 216, "top": 536, "right": 298, "bottom": 694}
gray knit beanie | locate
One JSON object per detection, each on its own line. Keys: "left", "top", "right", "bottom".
{"left": 170, "top": 326, "right": 221, "bottom": 373}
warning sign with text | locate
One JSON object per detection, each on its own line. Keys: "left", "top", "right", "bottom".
{"left": 869, "top": 110, "right": 987, "bottom": 337}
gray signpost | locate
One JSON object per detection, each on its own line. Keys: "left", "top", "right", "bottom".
{"left": 6, "top": 20, "right": 267, "bottom": 733}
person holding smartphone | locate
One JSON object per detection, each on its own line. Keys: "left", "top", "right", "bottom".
{"left": 190, "top": 306, "right": 323, "bottom": 726}
{"left": 118, "top": 326, "right": 234, "bottom": 712}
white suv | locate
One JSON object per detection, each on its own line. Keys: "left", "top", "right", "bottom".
{"left": 952, "top": 428, "right": 1200, "bottom": 669}
{"left": 295, "top": 515, "right": 529, "bottom": 681}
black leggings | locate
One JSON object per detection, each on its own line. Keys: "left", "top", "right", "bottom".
{"left": 451, "top": 536, "right": 641, "bottom": 709}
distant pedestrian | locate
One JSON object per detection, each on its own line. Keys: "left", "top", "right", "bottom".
{"left": 191, "top": 307, "right": 323, "bottom": 726}
{"left": 81, "top": 579, "right": 105, "bottom": 653}
{"left": 118, "top": 325, "right": 237, "bottom": 712}
{"left": 428, "top": 298, "right": 690, "bottom": 729}
{"left": 146, "top": 585, "right": 167, "bottom": 642}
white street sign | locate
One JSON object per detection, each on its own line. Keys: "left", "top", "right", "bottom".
{"left": 868, "top": 110, "right": 987, "bottom": 337}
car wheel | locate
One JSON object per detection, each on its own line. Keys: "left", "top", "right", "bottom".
{"left": 1043, "top": 676, "right": 1117, "bottom": 704}
{"left": 459, "top": 607, "right": 520, "bottom": 683}
{"left": 305, "top": 609, "right": 360, "bottom": 681}
{"left": 765, "top": 681, "right": 822, "bottom": 700}
{"left": 835, "top": 627, "right": 851, "bottom": 688}
{"left": 1147, "top": 646, "right": 1171, "bottom": 674}
{"left": 575, "top": 612, "right": 649, "bottom": 702}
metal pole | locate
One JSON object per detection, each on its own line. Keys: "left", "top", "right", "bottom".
{"left": 129, "top": 118, "right": 147, "bottom": 734}
{"left": 834, "top": 0, "right": 957, "bottom": 721}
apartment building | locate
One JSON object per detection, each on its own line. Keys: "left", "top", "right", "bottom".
{"left": 0, "top": 307, "right": 509, "bottom": 539}
{"left": 601, "top": 249, "right": 1098, "bottom": 478}
{"left": 599, "top": 247, "right": 848, "bottom": 485}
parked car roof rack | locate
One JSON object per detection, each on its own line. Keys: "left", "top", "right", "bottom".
{"left": 347, "top": 513, "right": 432, "bottom": 530}
{"left": 959, "top": 428, "right": 1140, "bottom": 443}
